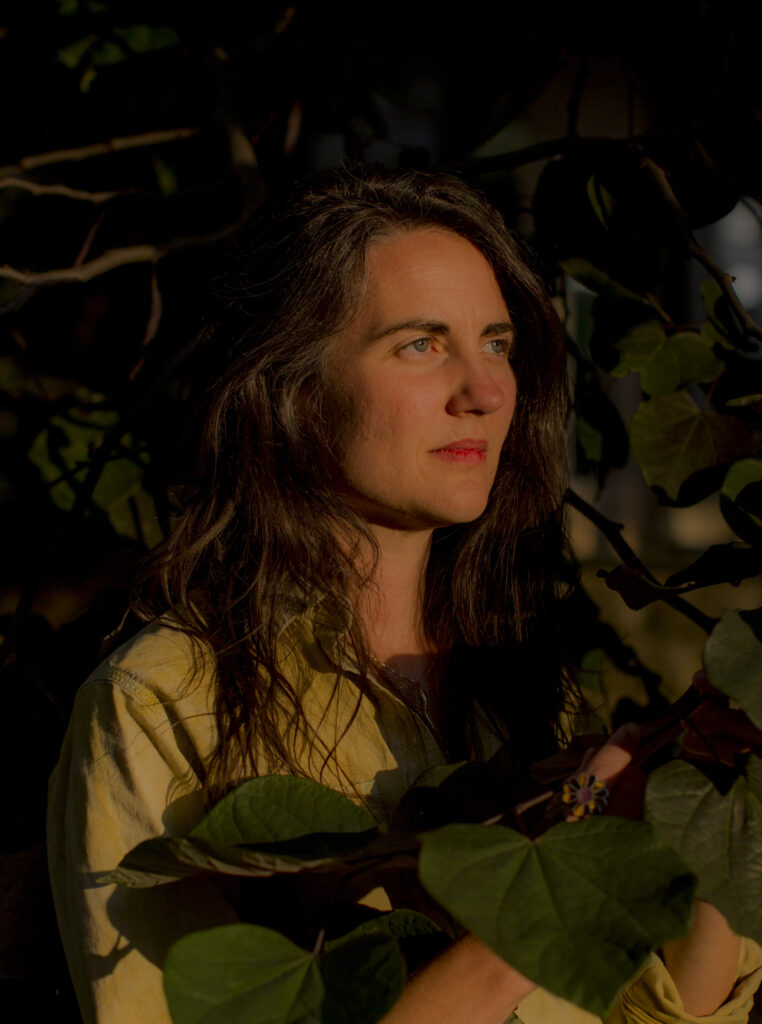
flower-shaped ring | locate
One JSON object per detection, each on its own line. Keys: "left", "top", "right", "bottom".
{"left": 561, "top": 771, "right": 610, "bottom": 819}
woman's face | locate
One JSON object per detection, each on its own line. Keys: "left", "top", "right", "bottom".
{"left": 324, "top": 228, "right": 517, "bottom": 532}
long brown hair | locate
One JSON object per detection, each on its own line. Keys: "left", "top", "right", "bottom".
{"left": 134, "top": 166, "right": 573, "bottom": 792}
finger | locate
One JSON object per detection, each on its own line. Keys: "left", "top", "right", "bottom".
{"left": 584, "top": 723, "right": 640, "bottom": 785}
{"left": 564, "top": 724, "right": 640, "bottom": 823}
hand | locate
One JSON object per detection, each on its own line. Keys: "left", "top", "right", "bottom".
{"left": 565, "top": 722, "right": 645, "bottom": 822}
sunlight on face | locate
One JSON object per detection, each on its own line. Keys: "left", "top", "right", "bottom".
{"left": 324, "top": 229, "right": 516, "bottom": 532}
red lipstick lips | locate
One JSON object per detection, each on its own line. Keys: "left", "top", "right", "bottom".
{"left": 431, "top": 439, "right": 487, "bottom": 463}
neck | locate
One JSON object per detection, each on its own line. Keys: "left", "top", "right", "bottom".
{"left": 355, "top": 524, "right": 434, "bottom": 668}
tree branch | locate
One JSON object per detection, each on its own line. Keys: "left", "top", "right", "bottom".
{"left": 639, "top": 155, "right": 762, "bottom": 342}
{"left": 0, "top": 177, "right": 121, "bottom": 202}
{"left": 565, "top": 488, "right": 716, "bottom": 634}
{"left": 0, "top": 220, "right": 244, "bottom": 314}
{"left": 0, "top": 126, "right": 202, "bottom": 177}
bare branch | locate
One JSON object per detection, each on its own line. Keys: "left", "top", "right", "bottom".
{"left": 0, "top": 220, "right": 243, "bottom": 314}
{"left": 0, "top": 245, "right": 161, "bottom": 287}
{"left": 565, "top": 488, "right": 716, "bottom": 634}
{"left": 0, "top": 126, "right": 202, "bottom": 177}
{"left": 640, "top": 155, "right": 762, "bottom": 342}
{"left": 0, "top": 177, "right": 121, "bottom": 202}
{"left": 566, "top": 488, "right": 658, "bottom": 583}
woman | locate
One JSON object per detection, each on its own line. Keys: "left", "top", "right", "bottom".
{"left": 48, "top": 168, "right": 760, "bottom": 1024}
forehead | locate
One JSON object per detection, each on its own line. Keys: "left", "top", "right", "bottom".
{"left": 358, "top": 228, "right": 509, "bottom": 322}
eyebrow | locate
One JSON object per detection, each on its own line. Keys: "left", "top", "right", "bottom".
{"left": 369, "top": 318, "right": 516, "bottom": 341}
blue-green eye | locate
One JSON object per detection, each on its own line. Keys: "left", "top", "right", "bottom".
{"left": 484, "top": 339, "right": 510, "bottom": 356}
{"left": 405, "top": 338, "right": 431, "bottom": 353}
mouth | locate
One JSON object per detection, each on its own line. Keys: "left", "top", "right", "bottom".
{"left": 430, "top": 438, "right": 487, "bottom": 463}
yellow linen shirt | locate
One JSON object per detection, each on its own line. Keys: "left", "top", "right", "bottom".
{"left": 48, "top": 611, "right": 762, "bottom": 1024}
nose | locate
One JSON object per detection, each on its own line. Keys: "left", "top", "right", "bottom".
{"left": 445, "top": 357, "right": 509, "bottom": 416}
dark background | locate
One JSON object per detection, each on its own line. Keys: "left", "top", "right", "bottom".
{"left": 2, "top": 2, "right": 761, "bottom": 1019}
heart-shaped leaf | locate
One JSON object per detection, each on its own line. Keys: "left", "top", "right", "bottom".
{"left": 704, "top": 609, "right": 762, "bottom": 729}
{"left": 630, "top": 392, "right": 756, "bottom": 499}
{"left": 100, "top": 835, "right": 343, "bottom": 888}
{"left": 191, "top": 776, "right": 377, "bottom": 846}
{"left": 418, "top": 817, "right": 693, "bottom": 1019}
{"left": 320, "top": 933, "right": 405, "bottom": 1024}
{"left": 164, "top": 924, "right": 323, "bottom": 1024}
{"left": 613, "top": 324, "right": 722, "bottom": 395}
{"left": 721, "top": 460, "right": 762, "bottom": 544}
{"left": 646, "top": 758, "right": 762, "bottom": 944}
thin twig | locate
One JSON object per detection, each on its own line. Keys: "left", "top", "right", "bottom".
{"left": 566, "top": 488, "right": 659, "bottom": 583}
{"left": 0, "top": 126, "right": 202, "bottom": 177}
{"left": 639, "top": 155, "right": 762, "bottom": 342}
{"left": 643, "top": 292, "right": 673, "bottom": 324}
{"left": 565, "top": 488, "right": 717, "bottom": 634}
{"left": 0, "top": 177, "right": 121, "bottom": 202}
{"left": 0, "top": 244, "right": 161, "bottom": 286}
{"left": 0, "top": 221, "right": 243, "bottom": 314}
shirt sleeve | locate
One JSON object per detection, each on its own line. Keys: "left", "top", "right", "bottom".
{"left": 610, "top": 944, "right": 762, "bottom": 1024}
{"left": 47, "top": 670, "right": 238, "bottom": 1024}
{"left": 514, "top": 944, "right": 762, "bottom": 1024}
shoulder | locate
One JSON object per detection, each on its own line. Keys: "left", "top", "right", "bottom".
{"left": 77, "top": 614, "right": 213, "bottom": 712}
{"left": 65, "top": 618, "right": 217, "bottom": 777}
{"left": 88, "top": 616, "right": 211, "bottom": 702}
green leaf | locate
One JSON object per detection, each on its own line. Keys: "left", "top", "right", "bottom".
{"left": 326, "top": 910, "right": 442, "bottom": 949}
{"left": 575, "top": 648, "right": 606, "bottom": 697}
{"left": 100, "top": 835, "right": 341, "bottom": 888}
{"left": 721, "top": 459, "right": 762, "bottom": 544}
{"left": 613, "top": 326, "right": 722, "bottom": 395}
{"left": 164, "top": 924, "right": 323, "bottom": 1024}
{"left": 418, "top": 818, "right": 693, "bottom": 1019}
{"left": 320, "top": 934, "right": 405, "bottom": 1024}
{"left": 191, "top": 776, "right": 377, "bottom": 847}
{"left": 629, "top": 392, "right": 756, "bottom": 499}
{"left": 91, "top": 40, "right": 128, "bottom": 67}
{"left": 153, "top": 156, "right": 179, "bottom": 196}
{"left": 646, "top": 758, "right": 762, "bottom": 944}
{"left": 586, "top": 176, "right": 616, "bottom": 229}
{"left": 57, "top": 36, "right": 93, "bottom": 69}
{"left": 80, "top": 67, "right": 98, "bottom": 92}
{"left": 704, "top": 609, "right": 762, "bottom": 729}
{"left": 701, "top": 278, "right": 732, "bottom": 342}
{"left": 114, "top": 25, "right": 180, "bottom": 53}
{"left": 573, "top": 361, "right": 629, "bottom": 479}
{"left": 576, "top": 417, "right": 603, "bottom": 461}
{"left": 723, "top": 458, "right": 762, "bottom": 501}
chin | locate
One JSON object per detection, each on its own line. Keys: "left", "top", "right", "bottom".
{"left": 427, "top": 498, "right": 490, "bottom": 527}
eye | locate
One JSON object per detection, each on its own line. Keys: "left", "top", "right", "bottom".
{"left": 401, "top": 337, "right": 432, "bottom": 354}
{"left": 483, "top": 338, "right": 512, "bottom": 357}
